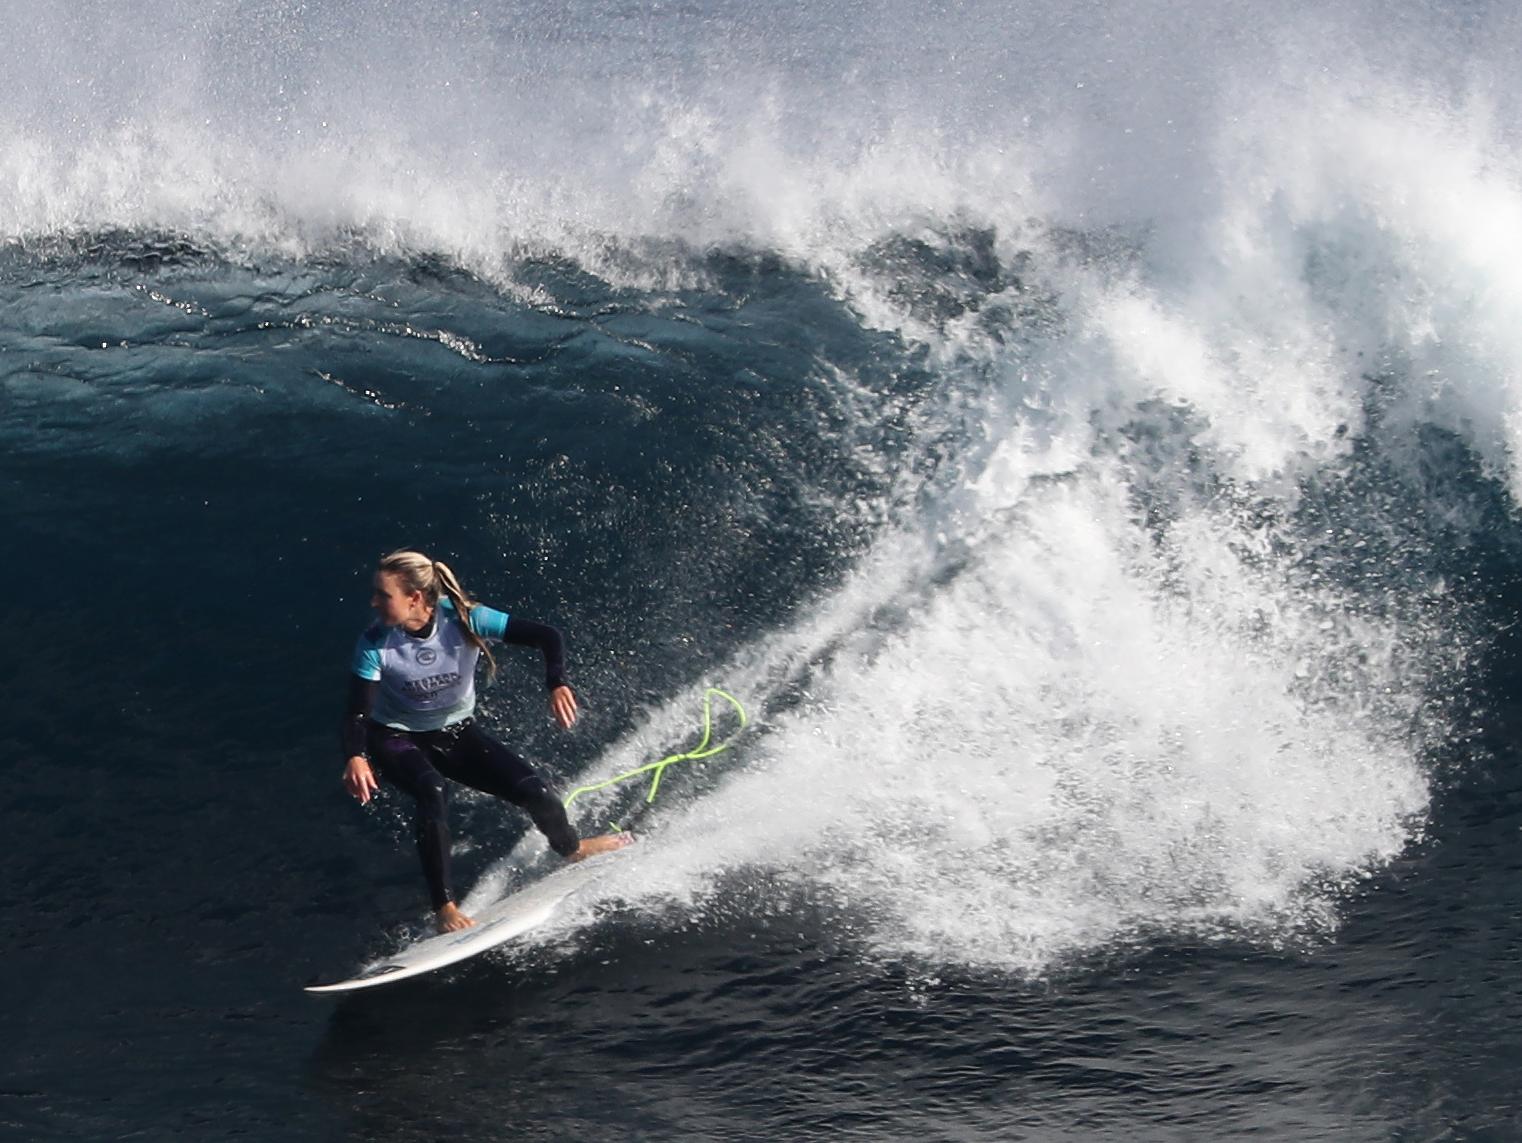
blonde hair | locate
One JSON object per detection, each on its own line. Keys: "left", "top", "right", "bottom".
{"left": 378, "top": 548, "right": 497, "bottom": 677}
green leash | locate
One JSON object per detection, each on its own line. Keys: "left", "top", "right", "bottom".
{"left": 563, "top": 688, "right": 748, "bottom": 828}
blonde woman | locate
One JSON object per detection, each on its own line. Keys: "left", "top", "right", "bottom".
{"left": 341, "top": 549, "right": 630, "bottom": 932}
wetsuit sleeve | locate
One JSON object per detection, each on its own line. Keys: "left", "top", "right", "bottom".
{"left": 502, "top": 617, "right": 569, "bottom": 691}
{"left": 341, "top": 675, "right": 378, "bottom": 760}
{"left": 351, "top": 631, "right": 383, "bottom": 681}
{"left": 467, "top": 603, "right": 510, "bottom": 641}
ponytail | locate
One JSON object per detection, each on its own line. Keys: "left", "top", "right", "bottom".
{"left": 377, "top": 549, "right": 498, "bottom": 679}
{"left": 432, "top": 558, "right": 497, "bottom": 679}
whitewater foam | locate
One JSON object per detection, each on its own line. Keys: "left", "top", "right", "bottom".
{"left": 8, "top": 0, "right": 1508, "bottom": 976}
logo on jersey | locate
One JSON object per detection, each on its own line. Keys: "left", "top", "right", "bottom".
{"left": 416, "top": 648, "right": 438, "bottom": 666}
{"left": 401, "top": 671, "right": 462, "bottom": 697}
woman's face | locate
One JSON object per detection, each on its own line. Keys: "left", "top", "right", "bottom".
{"left": 372, "top": 571, "right": 430, "bottom": 630}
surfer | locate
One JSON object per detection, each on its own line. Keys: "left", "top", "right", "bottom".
{"left": 341, "top": 549, "right": 629, "bottom": 933}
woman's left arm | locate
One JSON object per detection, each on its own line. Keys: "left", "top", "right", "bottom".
{"left": 498, "top": 614, "right": 578, "bottom": 728}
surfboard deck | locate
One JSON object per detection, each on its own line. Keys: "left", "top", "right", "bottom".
{"left": 305, "top": 843, "right": 634, "bottom": 994}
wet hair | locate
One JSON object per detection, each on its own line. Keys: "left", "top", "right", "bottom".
{"left": 377, "top": 548, "right": 497, "bottom": 677}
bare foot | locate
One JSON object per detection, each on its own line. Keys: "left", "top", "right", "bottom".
{"left": 436, "top": 902, "right": 477, "bottom": 933}
{"left": 568, "top": 832, "right": 635, "bottom": 862}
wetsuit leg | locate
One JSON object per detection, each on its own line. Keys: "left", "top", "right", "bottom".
{"left": 430, "top": 722, "right": 581, "bottom": 858}
{"left": 367, "top": 726, "right": 456, "bottom": 910}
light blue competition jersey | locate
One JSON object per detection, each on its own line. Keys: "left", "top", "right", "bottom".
{"left": 351, "top": 598, "right": 511, "bottom": 732}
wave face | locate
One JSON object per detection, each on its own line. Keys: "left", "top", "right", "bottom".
{"left": 16, "top": 3, "right": 1522, "bottom": 1140}
{"left": 9, "top": 0, "right": 1521, "bottom": 975}
{"left": 7, "top": 0, "right": 1522, "bottom": 992}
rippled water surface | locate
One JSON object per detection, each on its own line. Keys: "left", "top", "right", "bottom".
{"left": 5, "top": 0, "right": 1522, "bottom": 1138}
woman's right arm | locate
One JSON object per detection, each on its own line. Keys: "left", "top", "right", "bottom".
{"left": 341, "top": 675, "right": 379, "bottom": 804}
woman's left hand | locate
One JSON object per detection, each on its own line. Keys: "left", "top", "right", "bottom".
{"left": 550, "top": 684, "right": 579, "bottom": 729}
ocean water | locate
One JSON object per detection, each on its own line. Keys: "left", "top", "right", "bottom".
{"left": 5, "top": 1, "right": 1522, "bottom": 1138}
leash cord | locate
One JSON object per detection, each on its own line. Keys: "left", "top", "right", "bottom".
{"left": 562, "top": 688, "right": 748, "bottom": 821}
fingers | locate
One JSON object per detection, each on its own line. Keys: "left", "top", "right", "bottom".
{"left": 551, "top": 685, "right": 579, "bottom": 729}
{"left": 344, "top": 760, "right": 378, "bottom": 805}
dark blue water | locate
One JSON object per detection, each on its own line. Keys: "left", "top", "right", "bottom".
{"left": 7, "top": 2, "right": 1522, "bottom": 1139}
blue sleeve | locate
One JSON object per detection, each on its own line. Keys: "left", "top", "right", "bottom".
{"left": 351, "top": 628, "right": 383, "bottom": 681}
{"left": 468, "top": 603, "right": 511, "bottom": 642}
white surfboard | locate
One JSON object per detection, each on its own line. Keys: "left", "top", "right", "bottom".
{"left": 305, "top": 845, "right": 634, "bottom": 994}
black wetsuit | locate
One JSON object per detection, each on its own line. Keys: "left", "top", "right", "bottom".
{"left": 341, "top": 610, "right": 580, "bottom": 910}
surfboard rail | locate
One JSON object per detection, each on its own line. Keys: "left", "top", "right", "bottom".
{"left": 305, "top": 845, "right": 634, "bottom": 994}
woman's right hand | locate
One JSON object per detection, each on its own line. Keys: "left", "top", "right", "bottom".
{"left": 344, "top": 756, "right": 378, "bottom": 805}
